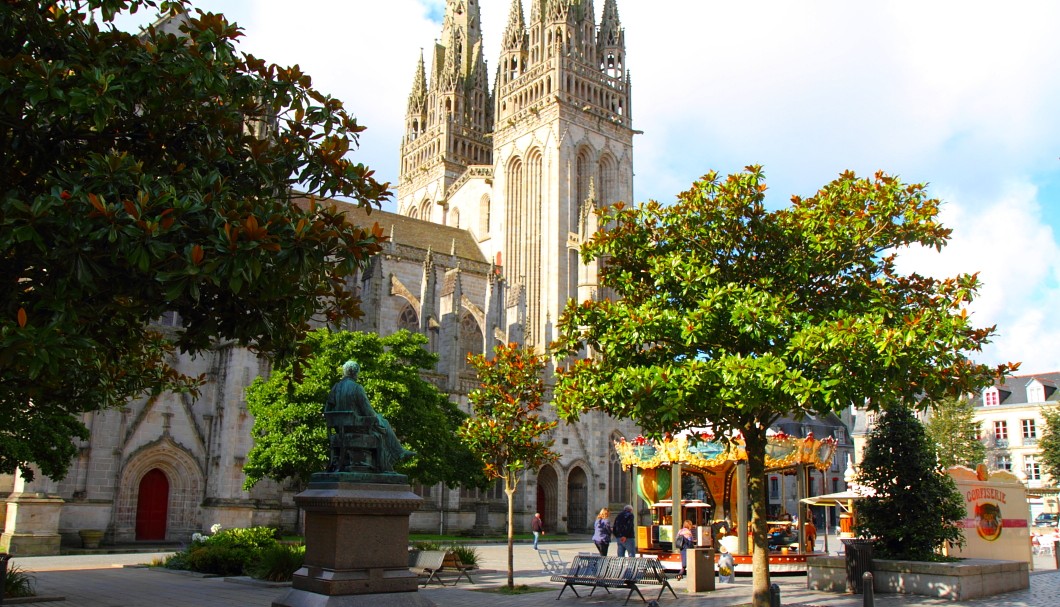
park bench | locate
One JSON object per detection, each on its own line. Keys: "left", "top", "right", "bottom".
{"left": 551, "top": 555, "right": 677, "bottom": 605}
{"left": 439, "top": 551, "right": 475, "bottom": 585}
{"left": 409, "top": 550, "right": 448, "bottom": 587}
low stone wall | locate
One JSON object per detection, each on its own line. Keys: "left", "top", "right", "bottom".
{"left": 807, "top": 555, "right": 1029, "bottom": 600}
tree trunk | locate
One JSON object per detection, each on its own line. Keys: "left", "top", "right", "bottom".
{"left": 744, "top": 424, "right": 771, "bottom": 607}
{"left": 505, "top": 480, "right": 517, "bottom": 588}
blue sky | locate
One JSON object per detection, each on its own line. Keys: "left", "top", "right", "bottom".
{"left": 117, "top": 0, "right": 1060, "bottom": 374}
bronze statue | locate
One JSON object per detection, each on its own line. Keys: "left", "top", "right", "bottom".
{"left": 324, "top": 360, "right": 414, "bottom": 473}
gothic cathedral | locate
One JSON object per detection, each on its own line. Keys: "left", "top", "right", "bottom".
{"left": 0, "top": 0, "right": 641, "bottom": 549}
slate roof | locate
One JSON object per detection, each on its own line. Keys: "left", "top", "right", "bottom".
{"left": 991, "top": 371, "right": 1060, "bottom": 405}
{"left": 292, "top": 196, "right": 487, "bottom": 265}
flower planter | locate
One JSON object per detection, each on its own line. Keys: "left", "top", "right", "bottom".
{"left": 78, "top": 529, "right": 105, "bottom": 549}
{"left": 807, "top": 555, "right": 1029, "bottom": 600}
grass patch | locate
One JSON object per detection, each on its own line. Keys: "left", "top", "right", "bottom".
{"left": 473, "top": 584, "right": 551, "bottom": 595}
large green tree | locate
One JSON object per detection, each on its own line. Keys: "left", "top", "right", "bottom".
{"left": 856, "top": 404, "right": 966, "bottom": 560}
{"left": 1, "top": 0, "right": 390, "bottom": 481}
{"left": 552, "top": 167, "right": 1013, "bottom": 607}
{"left": 459, "top": 343, "right": 558, "bottom": 588}
{"left": 1037, "top": 406, "right": 1060, "bottom": 484}
{"left": 924, "top": 396, "right": 987, "bottom": 469}
{"left": 243, "top": 329, "right": 485, "bottom": 490}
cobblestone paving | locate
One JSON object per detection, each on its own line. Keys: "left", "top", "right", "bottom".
{"left": 9, "top": 542, "right": 1059, "bottom": 607}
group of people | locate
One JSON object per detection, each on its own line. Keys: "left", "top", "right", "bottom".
{"left": 591, "top": 505, "right": 698, "bottom": 579}
{"left": 590, "top": 505, "right": 638, "bottom": 557}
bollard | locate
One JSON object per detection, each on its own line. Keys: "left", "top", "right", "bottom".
{"left": 862, "top": 572, "right": 874, "bottom": 607}
{"left": 0, "top": 552, "right": 11, "bottom": 605}
{"left": 1055, "top": 545, "right": 1059, "bottom": 570}
{"left": 769, "top": 582, "right": 781, "bottom": 607}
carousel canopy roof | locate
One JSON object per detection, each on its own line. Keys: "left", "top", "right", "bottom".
{"left": 614, "top": 431, "right": 838, "bottom": 472}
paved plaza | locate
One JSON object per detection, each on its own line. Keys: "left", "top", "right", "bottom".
{"left": 7, "top": 541, "right": 1059, "bottom": 607}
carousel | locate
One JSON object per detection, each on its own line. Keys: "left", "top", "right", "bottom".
{"left": 614, "top": 430, "right": 838, "bottom": 574}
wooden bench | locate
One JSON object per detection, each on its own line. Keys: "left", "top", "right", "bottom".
{"left": 409, "top": 550, "right": 447, "bottom": 587}
{"left": 440, "top": 551, "right": 475, "bottom": 585}
{"left": 551, "top": 555, "right": 677, "bottom": 605}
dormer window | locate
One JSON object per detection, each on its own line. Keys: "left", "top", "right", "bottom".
{"left": 1026, "top": 380, "right": 1045, "bottom": 404}
{"left": 983, "top": 386, "right": 1000, "bottom": 406}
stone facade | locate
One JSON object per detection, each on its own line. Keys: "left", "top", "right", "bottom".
{"left": 1, "top": 0, "right": 644, "bottom": 547}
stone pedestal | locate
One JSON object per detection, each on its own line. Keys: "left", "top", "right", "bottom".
{"left": 272, "top": 473, "right": 436, "bottom": 607}
{"left": 1, "top": 492, "right": 64, "bottom": 556}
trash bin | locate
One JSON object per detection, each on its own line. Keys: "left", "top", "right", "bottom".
{"left": 842, "top": 539, "right": 873, "bottom": 594}
{"left": 686, "top": 547, "right": 715, "bottom": 592}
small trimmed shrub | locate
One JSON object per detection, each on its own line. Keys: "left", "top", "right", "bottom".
{"left": 247, "top": 543, "right": 305, "bottom": 582}
{"left": 446, "top": 544, "right": 480, "bottom": 567}
{"left": 3, "top": 564, "right": 36, "bottom": 598}
{"left": 184, "top": 544, "right": 253, "bottom": 576}
{"left": 411, "top": 540, "right": 441, "bottom": 551}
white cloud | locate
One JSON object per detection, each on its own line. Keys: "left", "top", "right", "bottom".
{"left": 119, "top": 0, "right": 1060, "bottom": 373}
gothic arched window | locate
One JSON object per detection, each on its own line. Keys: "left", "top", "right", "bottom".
{"left": 398, "top": 304, "right": 418, "bottom": 333}
{"left": 459, "top": 312, "right": 484, "bottom": 369}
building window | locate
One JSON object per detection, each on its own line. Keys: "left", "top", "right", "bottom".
{"left": 769, "top": 477, "right": 779, "bottom": 500}
{"left": 1026, "top": 381, "right": 1045, "bottom": 403}
{"left": 995, "top": 455, "right": 1011, "bottom": 471}
{"left": 983, "top": 387, "right": 1000, "bottom": 406}
{"left": 993, "top": 420, "right": 1008, "bottom": 441}
{"left": 1022, "top": 419, "right": 1037, "bottom": 440}
{"left": 1025, "top": 455, "right": 1041, "bottom": 481}
{"left": 832, "top": 478, "right": 840, "bottom": 493}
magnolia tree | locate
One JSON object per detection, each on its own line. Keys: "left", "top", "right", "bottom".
{"left": 459, "top": 343, "right": 558, "bottom": 588}
{"left": 1, "top": 0, "right": 390, "bottom": 480}
{"left": 552, "top": 167, "right": 1014, "bottom": 607}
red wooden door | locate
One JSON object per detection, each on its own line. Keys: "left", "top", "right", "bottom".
{"left": 135, "top": 468, "right": 169, "bottom": 541}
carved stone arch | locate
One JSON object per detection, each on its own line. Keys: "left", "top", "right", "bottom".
{"left": 566, "top": 463, "right": 590, "bottom": 533}
{"left": 597, "top": 153, "right": 618, "bottom": 209}
{"left": 114, "top": 436, "right": 204, "bottom": 543}
{"left": 418, "top": 198, "right": 432, "bottom": 221}
{"left": 458, "top": 309, "right": 484, "bottom": 368}
{"left": 536, "top": 464, "right": 560, "bottom": 532}
{"left": 397, "top": 302, "right": 419, "bottom": 333}
{"left": 449, "top": 207, "right": 460, "bottom": 228}
{"left": 389, "top": 274, "right": 421, "bottom": 318}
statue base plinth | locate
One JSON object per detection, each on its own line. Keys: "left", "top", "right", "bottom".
{"left": 272, "top": 589, "right": 436, "bottom": 607}
{"left": 272, "top": 480, "right": 425, "bottom": 606}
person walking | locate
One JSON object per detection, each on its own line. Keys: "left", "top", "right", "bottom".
{"left": 675, "top": 519, "right": 695, "bottom": 580}
{"left": 592, "top": 507, "right": 613, "bottom": 556}
{"left": 532, "top": 512, "right": 544, "bottom": 550}
{"left": 614, "top": 504, "right": 636, "bottom": 557}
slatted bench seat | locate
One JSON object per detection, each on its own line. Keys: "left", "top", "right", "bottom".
{"left": 551, "top": 555, "right": 678, "bottom": 605}
{"left": 440, "top": 551, "right": 475, "bottom": 585}
{"left": 409, "top": 550, "right": 447, "bottom": 587}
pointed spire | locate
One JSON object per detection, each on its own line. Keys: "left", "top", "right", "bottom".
{"left": 407, "top": 50, "right": 427, "bottom": 110}
{"left": 599, "top": 0, "right": 623, "bottom": 48}
{"left": 501, "top": 0, "right": 526, "bottom": 52}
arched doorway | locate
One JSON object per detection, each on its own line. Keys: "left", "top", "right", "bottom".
{"left": 536, "top": 465, "right": 559, "bottom": 532}
{"left": 135, "top": 468, "right": 169, "bottom": 541}
{"left": 567, "top": 466, "right": 589, "bottom": 533}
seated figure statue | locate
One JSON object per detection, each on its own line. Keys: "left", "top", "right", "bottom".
{"left": 324, "top": 360, "right": 414, "bottom": 474}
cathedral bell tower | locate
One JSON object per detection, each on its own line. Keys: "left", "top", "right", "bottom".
{"left": 398, "top": 0, "right": 492, "bottom": 222}
{"left": 398, "top": 0, "right": 634, "bottom": 353}
{"left": 491, "top": 0, "right": 634, "bottom": 349}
